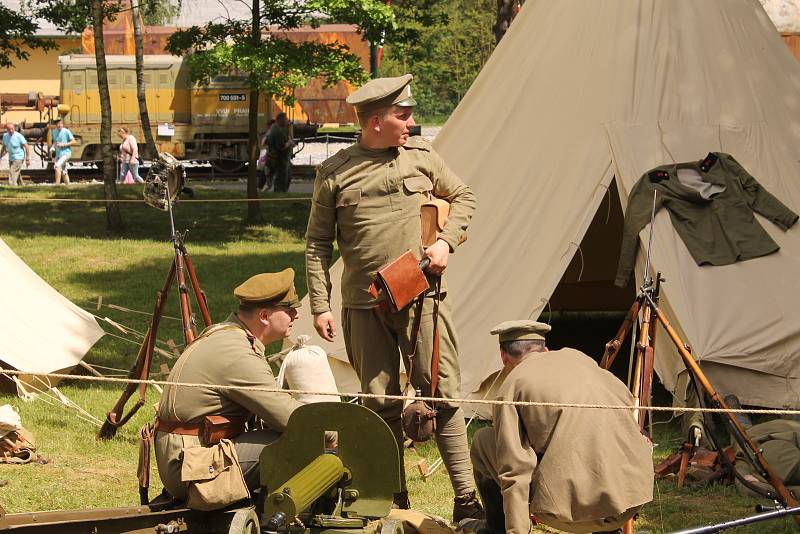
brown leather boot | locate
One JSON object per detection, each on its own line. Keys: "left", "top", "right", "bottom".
{"left": 453, "top": 490, "right": 485, "bottom": 523}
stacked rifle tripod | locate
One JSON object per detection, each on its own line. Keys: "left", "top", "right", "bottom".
{"left": 98, "top": 153, "right": 213, "bottom": 440}
{"left": 600, "top": 194, "right": 800, "bottom": 533}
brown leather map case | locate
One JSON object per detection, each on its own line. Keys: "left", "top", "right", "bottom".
{"left": 374, "top": 250, "right": 430, "bottom": 312}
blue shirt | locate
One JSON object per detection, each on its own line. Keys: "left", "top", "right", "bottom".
{"left": 2, "top": 131, "right": 27, "bottom": 161}
{"left": 53, "top": 127, "right": 74, "bottom": 159}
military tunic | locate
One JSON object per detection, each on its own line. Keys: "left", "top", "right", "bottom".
{"left": 471, "top": 348, "right": 654, "bottom": 534}
{"left": 305, "top": 137, "right": 475, "bottom": 311}
{"left": 733, "top": 418, "right": 800, "bottom": 498}
{"left": 616, "top": 152, "right": 798, "bottom": 287}
{"left": 155, "top": 313, "right": 301, "bottom": 499}
{"left": 305, "top": 137, "right": 477, "bottom": 494}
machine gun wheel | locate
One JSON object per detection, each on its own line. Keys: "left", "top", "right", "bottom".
{"left": 227, "top": 508, "right": 260, "bottom": 534}
{"left": 380, "top": 518, "right": 403, "bottom": 534}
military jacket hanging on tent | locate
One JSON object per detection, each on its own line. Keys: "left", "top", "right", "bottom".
{"left": 615, "top": 152, "right": 799, "bottom": 287}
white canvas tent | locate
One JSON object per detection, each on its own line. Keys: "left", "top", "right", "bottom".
{"left": 294, "top": 0, "right": 800, "bottom": 411}
{"left": 0, "top": 238, "right": 104, "bottom": 378}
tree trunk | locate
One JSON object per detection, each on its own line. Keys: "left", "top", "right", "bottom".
{"left": 245, "top": 0, "right": 261, "bottom": 223}
{"left": 132, "top": 0, "right": 157, "bottom": 159}
{"left": 493, "top": 0, "right": 517, "bottom": 44}
{"left": 93, "top": 0, "right": 124, "bottom": 231}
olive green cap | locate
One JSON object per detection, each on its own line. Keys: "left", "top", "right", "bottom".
{"left": 490, "top": 320, "right": 551, "bottom": 343}
{"left": 346, "top": 74, "right": 416, "bottom": 113}
{"left": 234, "top": 268, "right": 301, "bottom": 308}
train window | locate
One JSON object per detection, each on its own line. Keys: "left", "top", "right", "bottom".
{"left": 144, "top": 73, "right": 153, "bottom": 85}
{"left": 108, "top": 72, "right": 120, "bottom": 86}
{"left": 211, "top": 75, "right": 248, "bottom": 84}
{"left": 159, "top": 73, "right": 170, "bottom": 85}
{"left": 125, "top": 74, "right": 134, "bottom": 86}
{"left": 72, "top": 75, "right": 83, "bottom": 88}
{"left": 87, "top": 71, "right": 97, "bottom": 88}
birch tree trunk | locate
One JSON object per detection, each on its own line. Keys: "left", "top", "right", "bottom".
{"left": 93, "top": 0, "right": 124, "bottom": 231}
{"left": 246, "top": 0, "right": 262, "bottom": 222}
{"left": 132, "top": 0, "right": 157, "bottom": 159}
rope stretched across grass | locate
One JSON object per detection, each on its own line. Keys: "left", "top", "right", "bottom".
{"left": 2, "top": 369, "right": 799, "bottom": 416}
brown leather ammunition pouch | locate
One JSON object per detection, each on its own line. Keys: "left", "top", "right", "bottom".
{"left": 199, "top": 415, "right": 246, "bottom": 446}
{"left": 402, "top": 399, "right": 437, "bottom": 442}
{"left": 368, "top": 250, "right": 429, "bottom": 313}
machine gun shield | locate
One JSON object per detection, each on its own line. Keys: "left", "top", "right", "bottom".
{"left": 259, "top": 402, "right": 401, "bottom": 522}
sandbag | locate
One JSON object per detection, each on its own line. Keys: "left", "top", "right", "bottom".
{"left": 277, "top": 336, "right": 341, "bottom": 404}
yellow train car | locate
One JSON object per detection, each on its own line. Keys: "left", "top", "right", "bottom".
{"left": 58, "top": 54, "right": 270, "bottom": 171}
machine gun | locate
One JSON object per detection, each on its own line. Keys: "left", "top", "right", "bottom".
{"left": 256, "top": 402, "right": 402, "bottom": 533}
{"left": 0, "top": 402, "right": 402, "bottom": 534}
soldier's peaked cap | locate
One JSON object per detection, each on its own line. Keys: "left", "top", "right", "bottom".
{"left": 234, "top": 268, "right": 301, "bottom": 308}
{"left": 346, "top": 74, "right": 416, "bottom": 113}
{"left": 490, "top": 320, "right": 551, "bottom": 343}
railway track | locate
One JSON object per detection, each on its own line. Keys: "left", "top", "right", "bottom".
{"left": 11, "top": 164, "right": 317, "bottom": 183}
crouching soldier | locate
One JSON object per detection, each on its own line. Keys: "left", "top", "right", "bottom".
{"left": 153, "top": 269, "right": 304, "bottom": 509}
{"left": 470, "top": 321, "right": 654, "bottom": 534}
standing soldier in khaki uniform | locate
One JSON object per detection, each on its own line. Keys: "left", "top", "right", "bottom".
{"left": 305, "top": 74, "right": 482, "bottom": 520}
{"left": 471, "top": 321, "right": 654, "bottom": 534}
{"left": 154, "top": 269, "right": 304, "bottom": 502}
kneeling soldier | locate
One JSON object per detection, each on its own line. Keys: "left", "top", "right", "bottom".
{"left": 154, "top": 269, "right": 304, "bottom": 507}
{"left": 470, "top": 321, "right": 654, "bottom": 534}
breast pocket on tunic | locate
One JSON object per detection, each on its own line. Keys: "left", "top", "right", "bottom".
{"left": 336, "top": 188, "right": 362, "bottom": 208}
{"left": 402, "top": 176, "right": 433, "bottom": 197}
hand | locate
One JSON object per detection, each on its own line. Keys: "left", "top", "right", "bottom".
{"left": 423, "top": 239, "right": 450, "bottom": 275}
{"left": 314, "top": 311, "right": 337, "bottom": 342}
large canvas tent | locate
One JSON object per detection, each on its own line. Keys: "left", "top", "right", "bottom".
{"left": 0, "top": 238, "right": 103, "bottom": 378}
{"left": 293, "top": 0, "right": 800, "bottom": 411}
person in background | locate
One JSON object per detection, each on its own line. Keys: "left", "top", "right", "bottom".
{"left": 118, "top": 126, "right": 144, "bottom": 183}
{"left": 258, "top": 118, "right": 276, "bottom": 191}
{"left": 52, "top": 118, "right": 76, "bottom": 185}
{"left": 0, "top": 123, "right": 32, "bottom": 186}
{"left": 266, "top": 113, "right": 293, "bottom": 192}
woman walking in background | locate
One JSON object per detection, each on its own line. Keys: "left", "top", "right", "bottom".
{"left": 118, "top": 127, "right": 144, "bottom": 183}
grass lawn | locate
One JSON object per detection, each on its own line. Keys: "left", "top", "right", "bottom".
{"left": 0, "top": 184, "right": 796, "bottom": 532}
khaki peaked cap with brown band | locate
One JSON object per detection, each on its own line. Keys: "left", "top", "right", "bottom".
{"left": 234, "top": 268, "right": 301, "bottom": 308}
{"left": 346, "top": 73, "right": 417, "bottom": 114}
{"left": 490, "top": 320, "right": 552, "bottom": 343}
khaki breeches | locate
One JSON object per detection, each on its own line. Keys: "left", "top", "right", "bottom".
{"left": 470, "top": 427, "right": 641, "bottom": 534}
{"left": 342, "top": 295, "right": 473, "bottom": 495}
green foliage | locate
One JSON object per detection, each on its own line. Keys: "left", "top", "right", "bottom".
{"left": 0, "top": 3, "right": 55, "bottom": 68}
{"left": 32, "top": 0, "right": 122, "bottom": 36}
{"left": 380, "top": 0, "right": 495, "bottom": 120}
{"left": 139, "top": 0, "right": 179, "bottom": 26}
{"left": 167, "top": 0, "right": 396, "bottom": 105}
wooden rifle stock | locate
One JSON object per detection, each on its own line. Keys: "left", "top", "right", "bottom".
{"left": 653, "top": 305, "right": 800, "bottom": 518}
